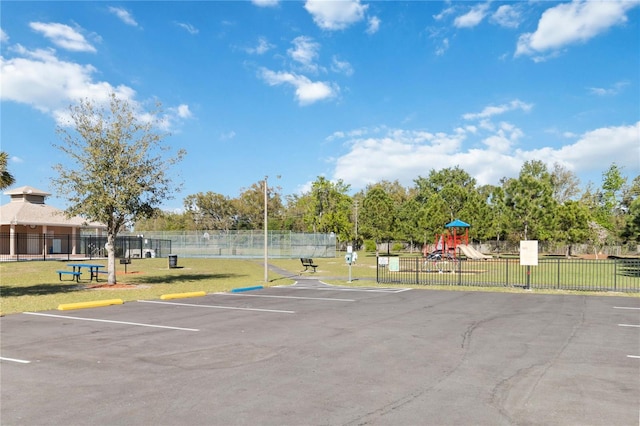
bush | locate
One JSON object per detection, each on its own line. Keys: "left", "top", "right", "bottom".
{"left": 364, "top": 240, "right": 377, "bottom": 252}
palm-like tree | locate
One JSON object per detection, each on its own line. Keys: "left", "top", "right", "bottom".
{"left": 0, "top": 151, "right": 16, "bottom": 190}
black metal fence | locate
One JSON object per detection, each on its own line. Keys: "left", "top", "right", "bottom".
{"left": 376, "top": 256, "right": 640, "bottom": 293}
{"left": 0, "top": 233, "right": 172, "bottom": 262}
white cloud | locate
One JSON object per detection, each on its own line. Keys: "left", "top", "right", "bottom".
{"left": 304, "top": 0, "right": 368, "bottom": 31}
{"left": 29, "top": 22, "right": 96, "bottom": 53}
{"left": 367, "top": 16, "right": 381, "bottom": 34}
{"left": 0, "top": 45, "right": 188, "bottom": 130}
{"left": 435, "top": 38, "right": 449, "bottom": 56}
{"left": 329, "top": 121, "right": 640, "bottom": 191}
{"left": 245, "top": 36, "right": 274, "bottom": 55}
{"left": 220, "top": 131, "right": 236, "bottom": 141}
{"left": 108, "top": 7, "right": 139, "bottom": 27}
{"left": 516, "top": 0, "right": 639, "bottom": 57}
{"left": 252, "top": 0, "right": 279, "bottom": 7}
{"left": 10, "top": 156, "right": 23, "bottom": 164}
{"left": 588, "top": 80, "right": 629, "bottom": 96}
{"left": 521, "top": 122, "right": 640, "bottom": 172}
{"left": 174, "top": 104, "right": 192, "bottom": 119}
{"left": 454, "top": 2, "right": 490, "bottom": 28}
{"left": 463, "top": 100, "right": 533, "bottom": 120}
{"left": 482, "top": 122, "right": 524, "bottom": 152}
{"left": 434, "top": 6, "right": 456, "bottom": 21}
{"left": 176, "top": 22, "right": 199, "bottom": 35}
{"left": 259, "top": 68, "right": 338, "bottom": 105}
{"left": 1, "top": 46, "right": 129, "bottom": 118}
{"left": 1, "top": 28, "right": 8, "bottom": 43}
{"left": 491, "top": 5, "right": 522, "bottom": 29}
{"left": 288, "top": 36, "right": 320, "bottom": 71}
{"left": 331, "top": 56, "right": 353, "bottom": 76}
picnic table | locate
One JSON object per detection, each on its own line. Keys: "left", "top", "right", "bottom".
{"left": 67, "top": 263, "right": 106, "bottom": 282}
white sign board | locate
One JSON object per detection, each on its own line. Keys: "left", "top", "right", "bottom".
{"left": 347, "top": 245, "right": 353, "bottom": 253}
{"left": 389, "top": 257, "right": 400, "bottom": 272}
{"left": 520, "top": 240, "right": 538, "bottom": 266}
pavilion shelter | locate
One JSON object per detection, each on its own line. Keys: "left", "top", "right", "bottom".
{"left": 0, "top": 185, "right": 106, "bottom": 258}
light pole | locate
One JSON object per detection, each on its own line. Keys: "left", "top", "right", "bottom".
{"left": 264, "top": 176, "right": 268, "bottom": 283}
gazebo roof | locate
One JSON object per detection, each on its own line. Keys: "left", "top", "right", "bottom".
{"left": 0, "top": 185, "right": 105, "bottom": 228}
{"left": 445, "top": 219, "right": 470, "bottom": 228}
{"left": 4, "top": 185, "right": 51, "bottom": 197}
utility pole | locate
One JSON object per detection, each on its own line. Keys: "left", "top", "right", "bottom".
{"left": 354, "top": 199, "right": 358, "bottom": 249}
{"left": 264, "top": 176, "right": 268, "bottom": 283}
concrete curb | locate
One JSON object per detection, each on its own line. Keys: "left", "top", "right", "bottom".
{"left": 58, "top": 299, "right": 124, "bottom": 311}
{"left": 160, "top": 291, "right": 207, "bottom": 300}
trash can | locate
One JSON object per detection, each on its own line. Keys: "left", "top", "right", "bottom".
{"left": 168, "top": 254, "right": 178, "bottom": 268}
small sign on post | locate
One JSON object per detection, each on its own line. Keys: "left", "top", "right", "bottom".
{"left": 346, "top": 245, "right": 353, "bottom": 282}
{"left": 520, "top": 240, "right": 538, "bottom": 289}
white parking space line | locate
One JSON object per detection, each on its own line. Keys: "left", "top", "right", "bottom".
{"left": 215, "top": 293, "right": 355, "bottom": 302}
{"left": 137, "top": 300, "right": 295, "bottom": 314}
{"left": 276, "top": 286, "right": 411, "bottom": 293}
{"left": 23, "top": 312, "right": 199, "bottom": 331}
{"left": 613, "top": 307, "right": 640, "bottom": 310}
{"left": 628, "top": 355, "right": 640, "bottom": 359}
{"left": 618, "top": 324, "right": 640, "bottom": 328}
{"left": 0, "top": 357, "right": 31, "bottom": 364}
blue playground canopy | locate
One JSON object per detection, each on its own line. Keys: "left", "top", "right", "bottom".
{"left": 445, "top": 219, "right": 470, "bottom": 228}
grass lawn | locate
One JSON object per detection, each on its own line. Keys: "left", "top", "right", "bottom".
{"left": 0, "top": 257, "right": 295, "bottom": 315}
{"left": 2, "top": 254, "right": 637, "bottom": 315}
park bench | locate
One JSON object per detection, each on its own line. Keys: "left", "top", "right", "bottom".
{"left": 300, "top": 258, "right": 318, "bottom": 272}
{"left": 57, "top": 270, "right": 82, "bottom": 282}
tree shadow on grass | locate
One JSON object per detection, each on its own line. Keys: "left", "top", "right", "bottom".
{"left": 127, "top": 273, "right": 246, "bottom": 285}
{"left": 1, "top": 274, "right": 248, "bottom": 297}
{"left": 1, "top": 283, "right": 81, "bottom": 297}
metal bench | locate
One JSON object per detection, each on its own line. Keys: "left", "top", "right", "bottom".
{"left": 56, "top": 270, "right": 82, "bottom": 282}
{"left": 300, "top": 258, "right": 318, "bottom": 272}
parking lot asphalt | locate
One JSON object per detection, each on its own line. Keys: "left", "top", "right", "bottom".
{"left": 1, "top": 277, "right": 639, "bottom": 425}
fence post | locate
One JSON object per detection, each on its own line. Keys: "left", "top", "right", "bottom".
{"left": 505, "top": 257, "right": 509, "bottom": 287}
{"left": 614, "top": 259, "right": 617, "bottom": 291}
{"left": 557, "top": 258, "right": 560, "bottom": 289}
{"left": 457, "top": 258, "right": 462, "bottom": 286}
{"left": 416, "top": 257, "right": 419, "bottom": 285}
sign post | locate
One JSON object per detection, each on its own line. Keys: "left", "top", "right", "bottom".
{"left": 345, "top": 245, "right": 353, "bottom": 283}
{"left": 519, "top": 240, "right": 538, "bottom": 290}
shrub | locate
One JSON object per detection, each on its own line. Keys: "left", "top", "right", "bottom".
{"left": 364, "top": 240, "right": 377, "bottom": 252}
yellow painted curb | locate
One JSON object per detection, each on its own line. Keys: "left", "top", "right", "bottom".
{"left": 160, "top": 291, "right": 206, "bottom": 300}
{"left": 58, "top": 299, "right": 124, "bottom": 311}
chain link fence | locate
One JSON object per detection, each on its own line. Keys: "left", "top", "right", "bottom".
{"left": 121, "top": 230, "right": 336, "bottom": 259}
{"left": 0, "top": 233, "right": 171, "bottom": 262}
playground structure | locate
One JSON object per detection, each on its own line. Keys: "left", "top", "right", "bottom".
{"left": 423, "top": 219, "right": 492, "bottom": 261}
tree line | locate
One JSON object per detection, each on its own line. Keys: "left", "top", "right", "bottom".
{"left": 135, "top": 161, "right": 640, "bottom": 251}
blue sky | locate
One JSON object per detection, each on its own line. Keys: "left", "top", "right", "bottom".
{"left": 1, "top": 0, "right": 639, "bottom": 211}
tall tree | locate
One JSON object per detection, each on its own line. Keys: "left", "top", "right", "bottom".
{"left": 235, "top": 179, "right": 284, "bottom": 230}
{"left": 359, "top": 186, "right": 395, "bottom": 252}
{"left": 0, "top": 151, "right": 16, "bottom": 190}
{"left": 414, "top": 167, "right": 477, "bottom": 221}
{"left": 550, "top": 162, "right": 581, "bottom": 203}
{"left": 556, "top": 200, "right": 593, "bottom": 256}
{"left": 183, "top": 191, "right": 236, "bottom": 231}
{"left": 503, "top": 160, "right": 557, "bottom": 241}
{"left": 52, "top": 93, "right": 185, "bottom": 284}
{"left": 304, "top": 177, "right": 353, "bottom": 241}
{"left": 134, "top": 209, "right": 190, "bottom": 231}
